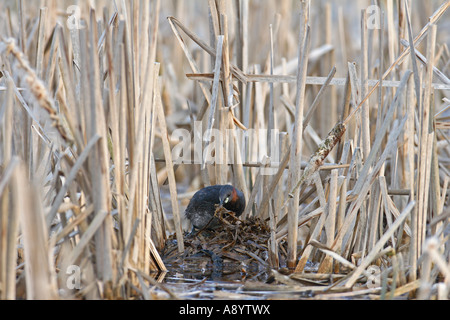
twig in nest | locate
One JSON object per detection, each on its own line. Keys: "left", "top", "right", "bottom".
{"left": 214, "top": 204, "right": 244, "bottom": 225}
{"left": 214, "top": 205, "right": 233, "bottom": 226}
{"left": 190, "top": 205, "right": 243, "bottom": 238}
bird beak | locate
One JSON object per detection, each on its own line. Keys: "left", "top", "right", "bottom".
{"left": 219, "top": 197, "right": 229, "bottom": 207}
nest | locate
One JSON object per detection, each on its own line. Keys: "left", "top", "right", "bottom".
{"left": 161, "top": 205, "right": 286, "bottom": 281}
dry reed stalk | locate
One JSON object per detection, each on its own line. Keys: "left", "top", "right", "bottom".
{"left": 287, "top": 0, "right": 310, "bottom": 268}
{"left": 203, "top": 36, "right": 224, "bottom": 169}
{"left": 317, "top": 169, "right": 339, "bottom": 273}
{"left": 230, "top": 120, "right": 248, "bottom": 202}
{"left": 217, "top": 31, "right": 230, "bottom": 186}
{"left": 343, "top": 201, "right": 416, "bottom": 289}
{"left": 242, "top": 157, "right": 268, "bottom": 219}
{"left": 403, "top": 6, "right": 422, "bottom": 271}
{"left": 319, "top": 3, "right": 336, "bottom": 136}
{"left": 380, "top": 177, "right": 412, "bottom": 237}
{"left": 262, "top": 23, "right": 276, "bottom": 219}
{"left": 219, "top": 11, "right": 233, "bottom": 112}
{"left": 56, "top": 26, "right": 85, "bottom": 151}
{"left": 154, "top": 72, "right": 184, "bottom": 253}
{"left": 379, "top": 176, "right": 397, "bottom": 248}
{"left": 295, "top": 173, "right": 327, "bottom": 272}
{"left": 416, "top": 247, "right": 432, "bottom": 300}
{"left": 0, "top": 88, "right": 16, "bottom": 300}
{"left": 360, "top": 9, "right": 370, "bottom": 160}
{"left": 347, "top": 61, "right": 360, "bottom": 141}
{"left": 236, "top": 0, "right": 249, "bottom": 120}
{"left": 104, "top": 13, "right": 125, "bottom": 256}
{"left": 0, "top": 157, "right": 20, "bottom": 300}
{"left": 386, "top": 0, "right": 397, "bottom": 66}
{"left": 415, "top": 24, "right": 437, "bottom": 272}
{"left": 35, "top": 7, "right": 47, "bottom": 80}
{"left": 334, "top": 173, "right": 348, "bottom": 272}
{"left": 268, "top": 199, "right": 279, "bottom": 269}
{"left": 141, "top": 2, "right": 162, "bottom": 274}
{"left": 86, "top": 11, "right": 114, "bottom": 294}
{"left": 308, "top": 239, "right": 358, "bottom": 273}
{"left": 16, "top": 161, "right": 58, "bottom": 299}
{"left": 149, "top": 141, "right": 166, "bottom": 246}
{"left": 186, "top": 73, "right": 450, "bottom": 90}
{"left": 306, "top": 67, "right": 337, "bottom": 125}
{"left": 148, "top": 154, "right": 166, "bottom": 250}
{"left": 132, "top": 67, "right": 155, "bottom": 272}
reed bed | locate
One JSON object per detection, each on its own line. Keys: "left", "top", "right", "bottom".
{"left": 0, "top": 0, "right": 449, "bottom": 300}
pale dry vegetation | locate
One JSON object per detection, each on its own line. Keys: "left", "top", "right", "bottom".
{"left": 0, "top": 0, "right": 449, "bottom": 300}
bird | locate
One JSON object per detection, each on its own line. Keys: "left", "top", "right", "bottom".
{"left": 185, "top": 185, "right": 246, "bottom": 232}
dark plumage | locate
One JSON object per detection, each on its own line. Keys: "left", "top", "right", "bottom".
{"left": 185, "top": 185, "right": 246, "bottom": 231}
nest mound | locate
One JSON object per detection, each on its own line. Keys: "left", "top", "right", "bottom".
{"left": 161, "top": 209, "right": 286, "bottom": 281}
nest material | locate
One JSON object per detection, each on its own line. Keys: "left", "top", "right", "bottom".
{"left": 161, "top": 206, "right": 285, "bottom": 281}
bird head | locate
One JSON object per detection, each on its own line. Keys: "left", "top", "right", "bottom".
{"left": 219, "top": 185, "right": 236, "bottom": 207}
